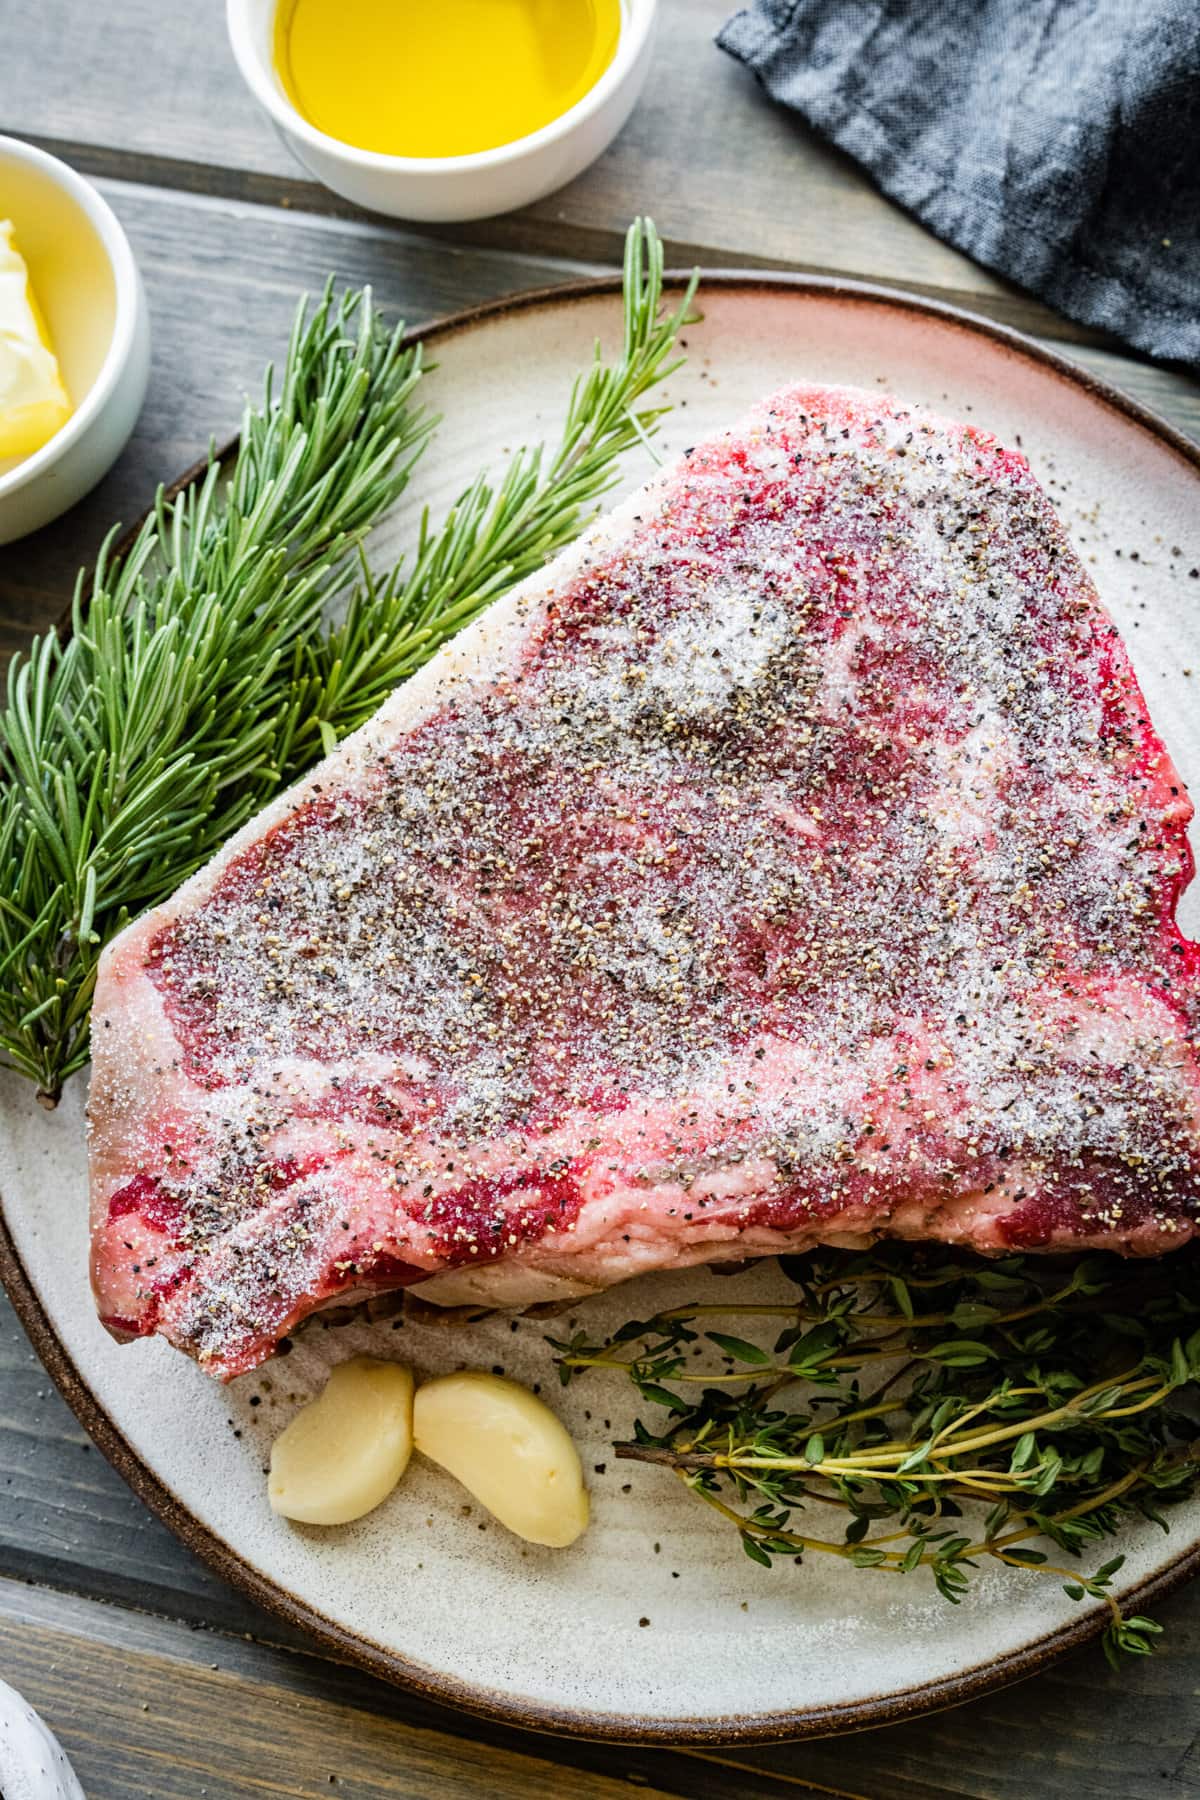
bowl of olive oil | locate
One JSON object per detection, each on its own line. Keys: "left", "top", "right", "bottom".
{"left": 227, "top": 0, "right": 658, "bottom": 222}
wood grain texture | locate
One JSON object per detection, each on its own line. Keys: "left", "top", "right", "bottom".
{"left": 0, "top": 180, "right": 1196, "bottom": 665}
{"left": 0, "top": 1582, "right": 700, "bottom": 1800}
{"left": 0, "top": 181, "right": 586, "bottom": 646}
{"left": 0, "top": 1299, "right": 832, "bottom": 1800}
{"left": 5, "top": 1290, "right": 1200, "bottom": 1800}
{"left": 3, "top": 0, "right": 1200, "bottom": 1790}
{"left": 7, "top": 0, "right": 1194, "bottom": 356}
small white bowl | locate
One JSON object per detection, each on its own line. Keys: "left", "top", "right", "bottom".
{"left": 227, "top": 0, "right": 658, "bottom": 223}
{"left": 0, "top": 138, "right": 150, "bottom": 547}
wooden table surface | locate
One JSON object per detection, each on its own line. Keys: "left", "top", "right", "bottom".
{"left": 3, "top": 5, "right": 1200, "bottom": 1796}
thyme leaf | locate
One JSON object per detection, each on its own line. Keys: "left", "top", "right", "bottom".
{"left": 553, "top": 1242, "right": 1200, "bottom": 1662}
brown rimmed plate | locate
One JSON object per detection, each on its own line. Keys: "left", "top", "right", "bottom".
{"left": 2, "top": 274, "right": 1199, "bottom": 1745}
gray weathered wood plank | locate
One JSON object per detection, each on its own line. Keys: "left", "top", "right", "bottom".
{"left": 708, "top": 1598, "right": 1200, "bottom": 1800}
{"left": 3, "top": 8, "right": 1200, "bottom": 1786}
{"left": 1, "top": 180, "right": 1196, "bottom": 665}
{"left": 0, "top": 1296, "right": 285, "bottom": 1632}
{"left": 4, "top": 0, "right": 1174, "bottom": 353}
{"left": 0, "top": 182, "right": 589, "bottom": 646}
{"left": 0, "top": 1580, "right": 712, "bottom": 1800}
{"left": 0, "top": 1301, "right": 823, "bottom": 1800}
{"left": 5, "top": 1287, "right": 1200, "bottom": 1800}
{"left": 1061, "top": 340, "right": 1200, "bottom": 444}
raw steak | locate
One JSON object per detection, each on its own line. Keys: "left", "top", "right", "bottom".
{"left": 88, "top": 383, "right": 1200, "bottom": 1379}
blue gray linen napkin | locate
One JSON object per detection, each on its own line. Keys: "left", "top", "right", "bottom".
{"left": 718, "top": 0, "right": 1200, "bottom": 365}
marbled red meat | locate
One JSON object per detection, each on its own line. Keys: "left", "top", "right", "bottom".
{"left": 87, "top": 384, "right": 1200, "bottom": 1379}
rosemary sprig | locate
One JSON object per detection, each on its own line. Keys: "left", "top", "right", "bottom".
{"left": 0, "top": 220, "right": 696, "bottom": 1101}
{"left": 551, "top": 1245, "right": 1200, "bottom": 1666}
{"left": 291, "top": 221, "right": 699, "bottom": 755}
{"left": 0, "top": 286, "right": 431, "bottom": 1099}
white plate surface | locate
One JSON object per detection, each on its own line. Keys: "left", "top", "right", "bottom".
{"left": 3, "top": 280, "right": 1199, "bottom": 1740}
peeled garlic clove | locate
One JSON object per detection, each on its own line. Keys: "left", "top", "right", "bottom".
{"left": 413, "top": 1370, "right": 589, "bottom": 1547}
{"left": 269, "top": 1357, "right": 413, "bottom": 1525}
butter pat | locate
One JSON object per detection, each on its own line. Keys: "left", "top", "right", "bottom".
{"left": 0, "top": 221, "right": 71, "bottom": 459}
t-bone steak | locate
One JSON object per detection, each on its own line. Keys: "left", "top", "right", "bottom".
{"left": 88, "top": 383, "right": 1200, "bottom": 1379}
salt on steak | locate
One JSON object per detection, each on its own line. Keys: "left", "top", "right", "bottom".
{"left": 88, "top": 383, "right": 1200, "bottom": 1380}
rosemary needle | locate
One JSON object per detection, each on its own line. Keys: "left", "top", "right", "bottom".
{"left": 0, "top": 283, "right": 431, "bottom": 1100}
{"left": 0, "top": 219, "right": 697, "bottom": 1100}
{"left": 292, "top": 219, "right": 700, "bottom": 755}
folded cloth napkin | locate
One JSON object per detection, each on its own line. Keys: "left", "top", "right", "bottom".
{"left": 718, "top": 0, "right": 1200, "bottom": 365}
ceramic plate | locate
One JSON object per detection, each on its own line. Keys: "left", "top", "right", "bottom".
{"left": 3, "top": 278, "right": 1200, "bottom": 1745}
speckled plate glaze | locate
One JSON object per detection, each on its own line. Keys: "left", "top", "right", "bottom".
{"left": 3, "top": 277, "right": 1200, "bottom": 1745}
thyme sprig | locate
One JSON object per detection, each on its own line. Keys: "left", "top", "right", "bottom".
{"left": 0, "top": 220, "right": 695, "bottom": 1100}
{"left": 551, "top": 1245, "right": 1200, "bottom": 1666}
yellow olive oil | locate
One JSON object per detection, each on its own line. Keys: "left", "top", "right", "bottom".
{"left": 274, "top": 0, "right": 623, "bottom": 159}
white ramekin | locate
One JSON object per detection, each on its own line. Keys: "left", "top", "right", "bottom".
{"left": 0, "top": 137, "right": 150, "bottom": 547}
{"left": 226, "top": 0, "right": 659, "bottom": 223}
